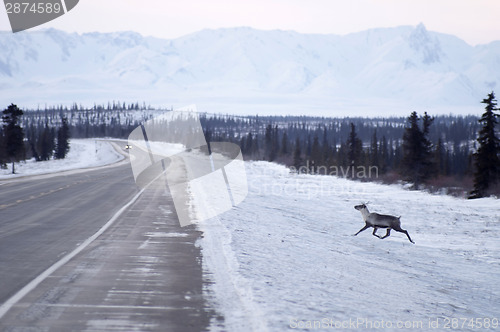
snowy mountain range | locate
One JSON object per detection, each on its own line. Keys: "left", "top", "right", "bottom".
{"left": 1, "top": 24, "right": 499, "bottom": 116}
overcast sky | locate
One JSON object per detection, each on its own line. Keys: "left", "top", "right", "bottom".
{"left": 1, "top": 0, "right": 500, "bottom": 45}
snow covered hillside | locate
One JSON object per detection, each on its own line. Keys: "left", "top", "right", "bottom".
{"left": 1, "top": 24, "right": 499, "bottom": 116}
{"left": 0, "top": 139, "right": 124, "bottom": 179}
{"left": 199, "top": 161, "right": 500, "bottom": 331}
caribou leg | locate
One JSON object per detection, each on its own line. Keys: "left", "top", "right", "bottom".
{"left": 372, "top": 227, "right": 382, "bottom": 239}
{"left": 354, "top": 224, "right": 370, "bottom": 236}
{"left": 380, "top": 228, "right": 391, "bottom": 239}
{"left": 394, "top": 226, "right": 415, "bottom": 244}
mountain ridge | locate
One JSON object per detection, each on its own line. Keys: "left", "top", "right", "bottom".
{"left": 0, "top": 25, "right": 498, "bottom": 116}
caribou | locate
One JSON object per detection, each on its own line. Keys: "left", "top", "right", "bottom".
{"left": 353, "top": 204, "right": 415, "bottom": 244}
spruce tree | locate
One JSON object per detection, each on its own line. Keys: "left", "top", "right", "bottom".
{"left": 280, "top": 131, "right": 289, "bottom": 155}
{"left": 422, "top": 112, "right": 435, "bottom": 175}
{"left": 346, "top": 123, "right": 362, "bottom": 176}
{"left": 306, "top": 135, "right": 312, "bottom": 157}
{"left": 27, "top": 124, "right": 41, "bottom": 161}
{"left": 469, "top": 92, "right": 500, "bottom": 198}
{"left": 273, "top": 125, "right": 280, "bottom": 158}
{"left": 293, "top": 137, "right": 302, "bottom": 170}
{"left": 322, "top": 127, "right": 330, "bottom": 162}
{"left": 2, "top": 104, "right": 24, "bottom": 173}
{"left": 370, "top": 129, "right": 380, "bottom": 170}
{"left": 55, "top": 117, "right": 70, "bottom": 159}
{"left": 264, "top": 124, "right": 273, "bottom": 161}
{"left": 0, "top": 127, "right": 5, "bottom": 168}
{"left": 434, "top": 138, "right": 445, "bottom": 176}
{"left": 245, "top": 132, "right": 254, "bottom": 157}
{"left": 380, "top": 135, "right": 389, "bottom": 174}
{"left": 38, "top": 125, "right": 55, "bottom": 161}
{"left": 310, "top": 136, "right": 321, "bottom": 172}
{"left": 400, "top": 111, "right": 434, "bottom": 189}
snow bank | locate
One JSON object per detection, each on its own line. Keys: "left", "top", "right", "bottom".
{"left": 0, "top": 139, "right": 124, "bottom": 179}
{"left": 200, "top": 161, "right": 500, "bottom": 331}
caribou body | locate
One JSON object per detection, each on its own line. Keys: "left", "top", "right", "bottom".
{"left": 353, "top": 204, "right": 415, "bottom": 244}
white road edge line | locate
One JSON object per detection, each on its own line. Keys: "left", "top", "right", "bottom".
{"left": 0, "top": 170, "right": 166, "bottom": 320}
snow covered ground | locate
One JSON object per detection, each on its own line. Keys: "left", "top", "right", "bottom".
{"left": 198, "top": 161, "right": 500, "bottom": 331}
{"left": 0, "top": 139, "right": 124, "bottom": 179}
{"left": 2, "top": 139, "right": 497, "bottom": 331}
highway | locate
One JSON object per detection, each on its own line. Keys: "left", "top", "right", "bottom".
{"left": 0, "top": 146, "right": 215, "bottom": 331}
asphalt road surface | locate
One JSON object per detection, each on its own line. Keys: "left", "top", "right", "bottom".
{"left": 0, "top": 145, "right": 217, "bottom": 331}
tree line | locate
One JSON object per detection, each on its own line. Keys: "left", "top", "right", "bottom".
{"left": 201, "top": 114, "right": 478, "bottom": 183}
{"left": 4, "top": 95, "right": 499, "bottom": 197}
{"left": 204, "top": 114, "right": 478, "bottom": 192}
{"left": 201, "top": 95, "right": 498, "bottom": 198}
{"left": 1, "top": 104, "right": 70, "bottom": 173}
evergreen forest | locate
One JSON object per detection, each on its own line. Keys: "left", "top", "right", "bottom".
{"left": 1, "top": 95, "right": 499, "bottom": 198}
